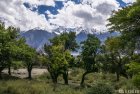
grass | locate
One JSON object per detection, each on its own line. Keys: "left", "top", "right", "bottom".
{"left": 0, "top": 68, "right": 137, "bottom": 94}
{"left": 0, "top": 79, "right": 86, "bottom": 94}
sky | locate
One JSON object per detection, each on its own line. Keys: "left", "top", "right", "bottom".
{"left": 0, "top": 0, "right": 136, "bottom": 32}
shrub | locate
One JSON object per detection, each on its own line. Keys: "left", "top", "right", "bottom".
{"left": 132, "top": 74, "right": 140, "bottom": 89}
{"left": 87, "top": 82, "right": 114, "bottom": 94}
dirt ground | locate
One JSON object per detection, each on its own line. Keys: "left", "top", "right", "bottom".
{"left": 2, "top": 68, "right": 48, "bottom": 78}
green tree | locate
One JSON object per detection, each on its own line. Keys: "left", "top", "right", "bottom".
{"left": 0, "top": 22, "right": 20, "bottom": 77}
{"left": 80, "top": 34, "right": 101, "bottom": 86}
{"left": 107, "top": 0, "right": 140, "bottom": 81}
{"left": 17, "top": 41, "right": 37, "bottom": 79}
{"left": 44, "top": 44, "right": 69, "bottom": 85}
{"left": 49, "top": 32, "right": 78, "bottom": 85}
{"left": 107, "top": 0, "right": 140, "bottom": 54}
{"left": 105, "top": 36, "right": 130, "bottom": 81}
{"left": 126, "top": 54, "right": 140, "bottom": 88}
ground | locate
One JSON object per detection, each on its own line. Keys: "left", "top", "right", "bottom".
{"left": 2, "top": 68, "right": 47, "bottom": 78}
{"left": 0, "top": 68, "right": 138, "bottom": 94}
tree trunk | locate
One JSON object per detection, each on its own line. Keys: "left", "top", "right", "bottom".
{"left": 27, "top": 65, "right": 32, "bottom": 80}
{"left": 80, "top": 71, "right": 89, "bottom": 86}
{"left": 116, "top": 72, "right": 120, "bottom": 81}
{"left": 52, "top": 77, "right": 58, "bottom": 84}
{"left": 51, "top": 73, "right": 58, "bottom": 91}
{"left": 50, "top": 72, "right": 58, "bottom": 84}
{"left": 8, "top": 66, "right": 11, "bottom": 76}
{"left": 28, "top": 69, "right": 32, "bottom": 79}
{"left": 0, "top": 68, "right": 4, "bottom": 79}
{"left": 63, "top": 71, "right": 68, "bottom": 85}
{"left": 0, "top": 71, "right": 2, "bottom": 79}
{"left": 53, "top": 79, "right": 57, "bottom": 91}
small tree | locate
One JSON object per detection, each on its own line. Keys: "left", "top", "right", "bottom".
{"left": 16, "top": 40, "right": 37, "bottom": 79}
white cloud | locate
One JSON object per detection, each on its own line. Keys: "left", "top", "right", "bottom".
{"left": 0, "top": 0, "right": 121, "bottom": 32}
{"left": 122, "top": 0, "right": 136, "bottom": 3}
{"left": 48, "top": 0, "right": 119, "bottom": 32}
{"left": 0, "top": 0, "right": 52, "bottom": 31}
{"left": 24, "top": 0, "right": 55, "bottom": 6}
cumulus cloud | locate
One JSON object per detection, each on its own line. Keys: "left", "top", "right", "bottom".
{"left": 0, "top": 0, "right": 52, "bottom": 31}
{"left": 48, "top": 0, "right": 119, "bottom": 31}
{"left": 0, "top": 0, "right": 121, "bottom": 32}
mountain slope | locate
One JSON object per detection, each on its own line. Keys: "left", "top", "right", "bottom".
{"left": 21, "top": 29, "right": 56, "bottom": 51}
{"left": 21, "top": 29, "right": 119, "bottom": 51}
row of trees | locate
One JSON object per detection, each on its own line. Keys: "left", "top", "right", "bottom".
{"left": 0, "top": 0, "right": 140, "bottom": 88}
{"left": 0, "top": 22, "right": 37, "bottom": 79}
{"left": 42, "top": 0, "right": 140, "bottom": 87}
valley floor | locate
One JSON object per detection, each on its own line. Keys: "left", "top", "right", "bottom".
{"left": 0, "top": 68, "right": 138, "bottom": 94}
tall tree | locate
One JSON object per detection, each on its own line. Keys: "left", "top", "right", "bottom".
{"left": 105, "top": 36, "right": 129, "bottom": 81}
{"left": 44, "top": 44, "right": 69, "bottom": 84}
{"left": 49, "top": 32, "right": 78, "bottom": 85}
{"left": 107, "top": 0, "right": 140, "bottom": 53}
{"left": 0, "top": 22, "right": 19, "bottom": 77}
{"left": 107, "top": 0, "right": 140, "bottom": 81}
{"left": 80, "top": 34, "right": 101, "bottom": 86}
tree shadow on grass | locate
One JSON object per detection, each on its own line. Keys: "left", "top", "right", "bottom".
{"left": 0, "top": 73, "right": 21, "bottom": 80}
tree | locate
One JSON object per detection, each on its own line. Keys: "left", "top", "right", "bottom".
{"left": 49, "top": 32, "right": 78, "bottom": 85}
{"left": 0, "top": 22, "right": 20, "bottom": 78}
{"left": 105, "top": 36, "right": 130, "bottom": 81}
{"left": 107, "top": 0, "right": 140, "bottom": 81}
{"left": 50, "top": 32, "right": 78, "bottom": 51}
{"left": 80, "top": 34, "right": 101, "bottom": 86}
{"left": 44, "top": 44, "right": 69, "bottom": 84}
{"left": 127, "top": 49, "right": 140, "bottom": 88}
{"left": 126, "top": 61, "right": 140, "bottom": 88}
{"left": 16, "top": 41, "right": 37, "bottom": 79}
{"left": 107, "top": 0, "right": 140, "bottom": 54}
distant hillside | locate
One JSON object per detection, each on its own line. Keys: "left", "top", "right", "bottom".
{"left": 21, "top": 28, "right": 119, "bottom": 51}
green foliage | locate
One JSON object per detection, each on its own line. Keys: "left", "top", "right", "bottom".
{"left": 107, "top": 0, "right": 140, "bottom": 52}
{"left": 126, "top": 61, "right": 140, "bottom": 88}
{"left": 44, "top": 32, "right": 78, "bottom": 84}
{"left": 132, "top": 74, "right": 140, "bottom": 89}
{"left": 50, "top": 32, "right": 78, "bottom": 51}
{"left": 0, "top": 22, "right": 20, "bottom": 75}
{"left": 88, "top": 82, "right": 114, "bottom": 94}
{"left": 126, "top": 62, "right": 140, "bottom": 75}
{"left": 0, "top": 22, "right": 37, "bottom": 78}
{"left": 45, "top": 45, "right": 68, "bottom": 73}
{"left": 81, "top": 34, "right": 101, "bottom": 71}
{"left": 12, "top": 61, "right": 24, "bottom": 70}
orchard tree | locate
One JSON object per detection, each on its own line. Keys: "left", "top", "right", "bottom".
{"left": 0, "top": 22, "right": 20, "bottom": 77}
{"left": 107, "top": 0, "right": 140, "bottom": 81}
{"left": 49, "top": 32, "right": 78, "bottom": 85}
{"left": 44, "top": 44, "right": 69, "bottom": 84}
{"left": 80, "top": 34, "right": 101, "bottom": 86}
{"left": 17, "top": 41, "right": 37, "bottom": 79}
{"left": 105, "top": 36, "right": 130, "bottom": 81}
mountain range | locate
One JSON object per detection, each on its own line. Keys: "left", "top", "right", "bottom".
{"left": 21, "top": 27, "right": 118, "bottom": 52}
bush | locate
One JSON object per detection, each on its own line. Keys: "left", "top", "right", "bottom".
{"left": 132, "top": 74, "right": 140, "bottom": 89}
{"left": 87, "top": 82, "right": 114, "bottom": 94}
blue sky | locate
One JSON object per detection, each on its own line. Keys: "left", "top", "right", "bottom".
{"left": 25, "top": 0, "right": 127, "bottom": 17}
{"left": 0, "top": 0, "right": 136, "bottom": 32}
